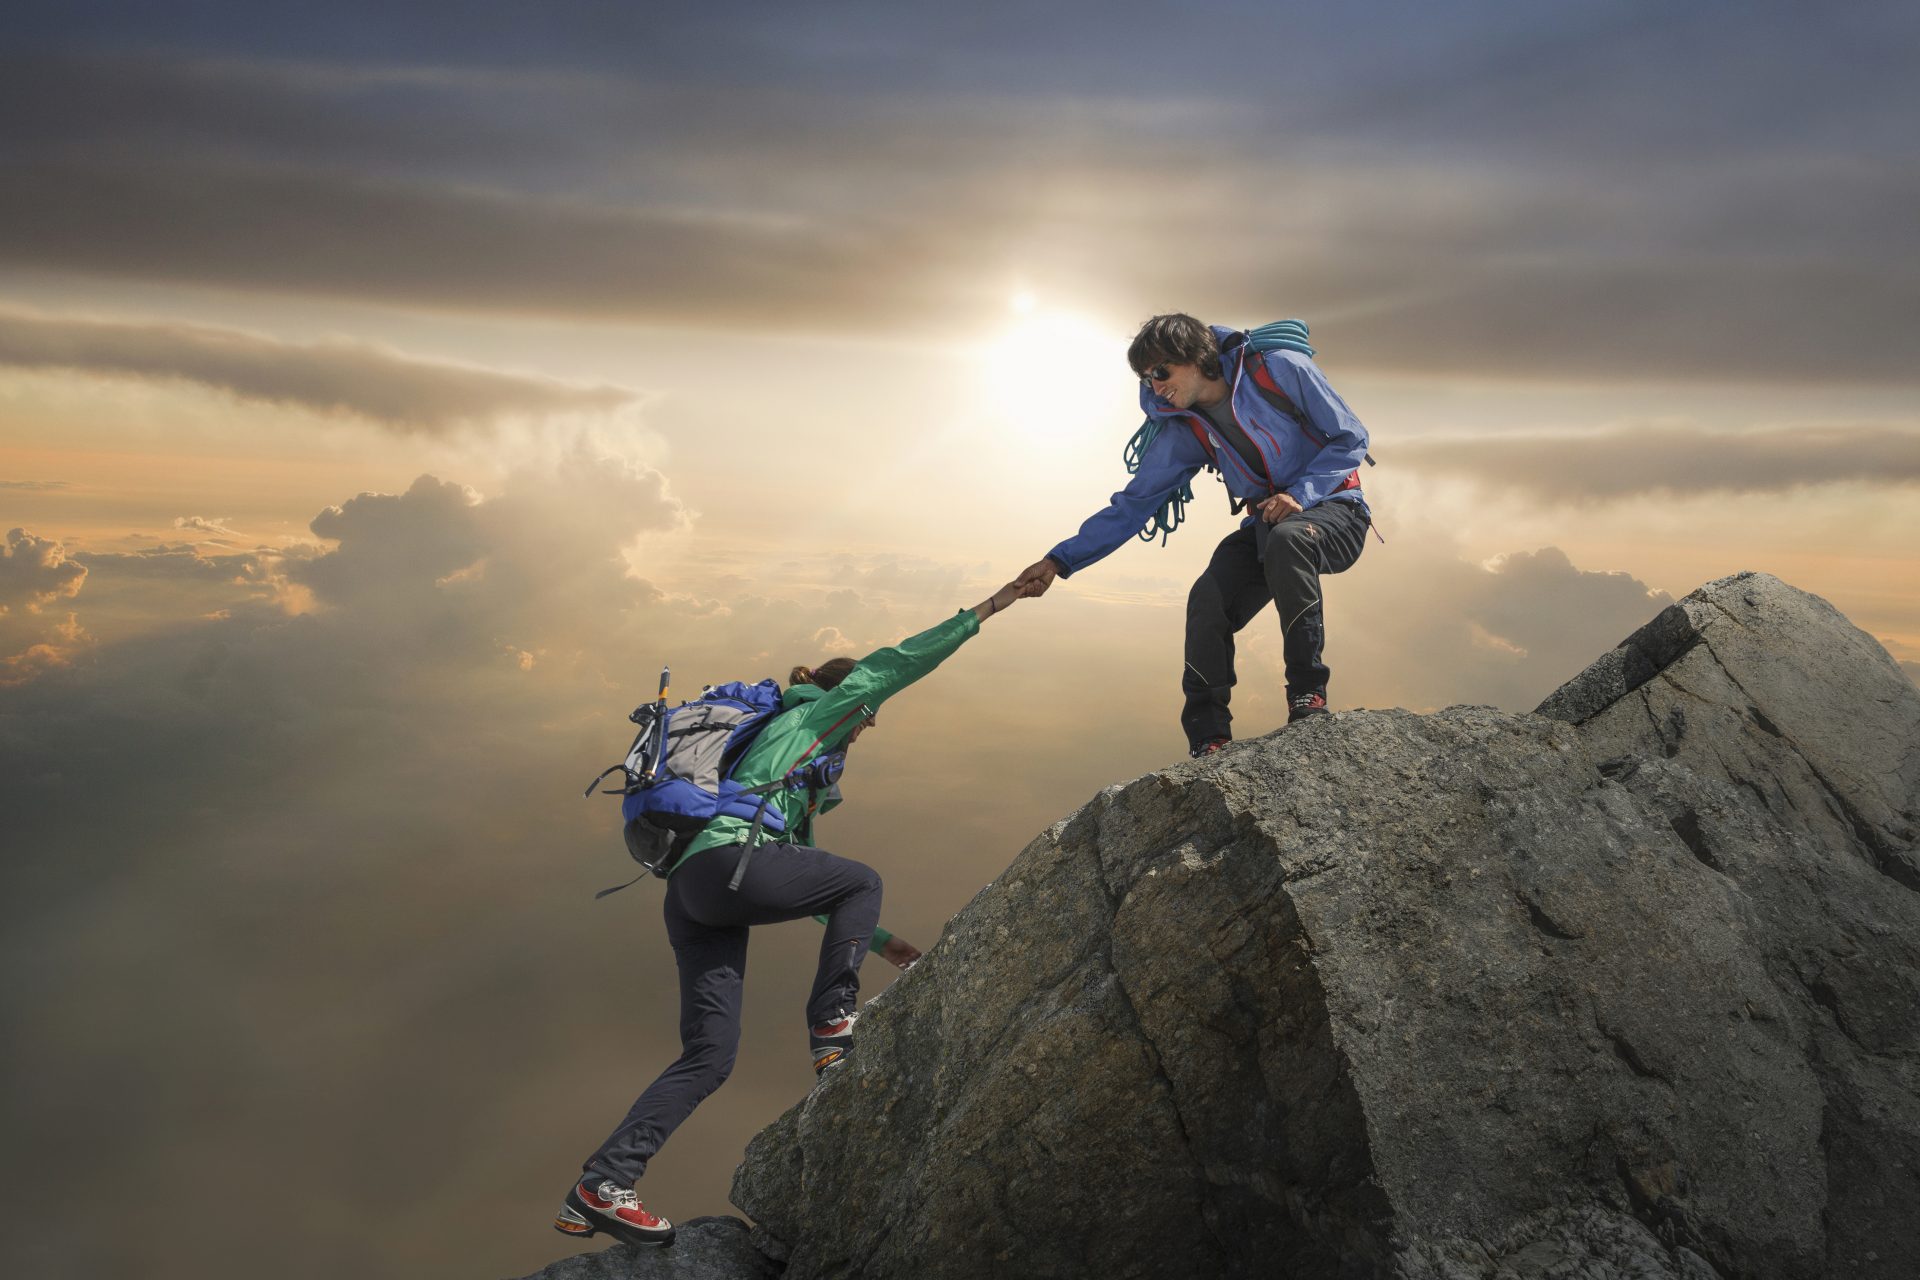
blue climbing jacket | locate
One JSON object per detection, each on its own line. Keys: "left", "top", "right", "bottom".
{"left": 1045, "top": 324, "right": 1371, "bottom": 576}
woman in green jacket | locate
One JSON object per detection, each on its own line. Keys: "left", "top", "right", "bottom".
{"left": 556, "top": 580, "right": 1028, "bottom": 1246}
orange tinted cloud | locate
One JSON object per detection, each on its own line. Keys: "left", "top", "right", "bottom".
{"left": 0, "top": 527, "right": 91, "bottom": 682}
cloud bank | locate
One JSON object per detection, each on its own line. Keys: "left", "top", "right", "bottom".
{"left": 0, "top": 527, "right": 90, "bottom": 683}
{"left": 3, "top": 23, "right": 1917, "bottom": 381}
{"left": 0, "top": 309, "right": 640, "bottom": 433}
{"left": 1396, "top": 423, "right": 1920, "bottom": 503}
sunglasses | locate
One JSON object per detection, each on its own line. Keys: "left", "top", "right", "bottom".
{"left": 1138, "top": 364, "right": 1173, "bottom": 385}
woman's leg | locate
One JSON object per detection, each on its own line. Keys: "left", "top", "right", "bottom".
{"left": 676, "top": 841, "right": 882, "bottom": 1030}
{"left": 583, "top": 885, "right": 747, "bottom": 1187}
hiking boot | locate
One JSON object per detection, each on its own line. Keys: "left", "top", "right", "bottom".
{"left": 809, "top": 1010, "right": 858, "bottom": 1074}
{"left": 1189, "top": 737, "right": 1230, "bottom": 759}
{"left": 1287, "top": 691, "right": 1329, "bottom": 724}
{"left": 554, "top": 1178, "right": 675, "bottom": 1247}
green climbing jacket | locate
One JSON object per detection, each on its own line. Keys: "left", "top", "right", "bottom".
{"left": 674, "top": 608, "right": 982, "bottom": 867}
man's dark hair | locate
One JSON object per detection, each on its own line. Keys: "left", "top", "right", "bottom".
{"left": 1128, "top": 313, "right": 1222, "bottom": 381}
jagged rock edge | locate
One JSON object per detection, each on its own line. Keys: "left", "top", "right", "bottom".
{"left": 1682, "top": 624, "right": 1917, "bottom": 893}
{"left": 1080, "top": 782, "right": 1238, "bottom": 1266}
{"left": 1093, "top": 770, "right": 1397, "bottom": 1270}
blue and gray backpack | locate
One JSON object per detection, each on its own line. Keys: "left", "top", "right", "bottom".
{"left": 582, "top": 669, "right": 844, "bottom": 895}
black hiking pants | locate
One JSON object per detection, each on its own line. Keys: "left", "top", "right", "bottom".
{"left": 584, "top": 839, "right": 882, "bottom": 1187}
{"left": 1181, "top": 497, "right": 1371, "bottom": 751}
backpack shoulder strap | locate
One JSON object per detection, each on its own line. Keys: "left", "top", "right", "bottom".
{"left": 1243, "top": 350, "right": 1321, "bottom": 443}
{"left": 1243, "top": 347, "right": 1377, "bottom": 468}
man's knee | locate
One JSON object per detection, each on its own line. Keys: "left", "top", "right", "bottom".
{"left": 1188, "top": 572, "right": 1228, "bottom": 620}
{"left": 1263, "top": 520, "right": 1324, "bottom": 596}
{"left": 1265, "top": 518, "right": 1317, "bottom": 556}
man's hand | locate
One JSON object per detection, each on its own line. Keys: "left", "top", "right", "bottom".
{"left": 1014, "top": 558, "right": 1059, "bottom": 598}
{"left": 1257, "top": 492, "right": 1303, "bottom": 523}
{"left": 880, "top": 935, "right": 923, "bottom": 970}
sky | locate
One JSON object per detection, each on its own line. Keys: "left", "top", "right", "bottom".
{"left": 2, "top": 3, "right": 1917, "bottom": 1277}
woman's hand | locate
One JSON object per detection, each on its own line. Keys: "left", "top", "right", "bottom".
{"left": 880, "top": 935, "right": 923, "bottom": 970}
{"left": 972, "top": 579, "right": 1024, "bottom": 623}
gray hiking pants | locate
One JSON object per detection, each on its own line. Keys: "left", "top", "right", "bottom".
{"left": 583, "top": 839, "right": 881, "bottom": 1187}
{"left": 1181, "top": 497, "right": 1371, "bottom": 750}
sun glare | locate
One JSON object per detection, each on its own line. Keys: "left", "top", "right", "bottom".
{"left": 975, "top": 302, "right": 1127, "bottom": 441}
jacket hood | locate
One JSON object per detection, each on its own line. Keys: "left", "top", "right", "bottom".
{"left": 782, "top": 682, "right": 826, "bottom": 710}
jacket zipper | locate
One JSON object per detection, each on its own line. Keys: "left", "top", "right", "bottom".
{"left": 1224, "top": 351, "right": 1281, "bottom": 494}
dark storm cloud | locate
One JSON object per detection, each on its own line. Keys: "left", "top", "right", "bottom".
{"left": 1237, "top": 254, "right": 1920, "bottom": 386}
{"left": 1, "top": 152, "right": 1007, "bottom": 330}
{"left": 5, "top": 6, "right": 1918, "bottom": 380}
{"left": 0, "top": 52, "right": 575, "bottom": 177}
{"left": 1396, "top": 423, "right": 1920, "bottom": 503}
{"left": 1304, "top": 5, "right": 1920, "bottom": 164}
{"left": 15, "top": 137, "right": 1916, "bottom": 384}
{"left": 0, "top": 310, "right": 640, "bottom": 432}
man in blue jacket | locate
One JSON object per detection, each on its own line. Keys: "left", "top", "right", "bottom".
{"left": 1014, "top": 313, "right": 1372, "bottom": 756}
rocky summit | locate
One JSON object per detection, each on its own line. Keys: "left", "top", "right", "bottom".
{"left": 517, "top": 573, "right": 1920, "bottom": 1280}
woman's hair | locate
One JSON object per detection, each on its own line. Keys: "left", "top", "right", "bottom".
{"left": 789, "top": 657, "right": 858, "bottom": 690}
{"left": 1127, "top": 313, "right": 1222, "bottom": 381}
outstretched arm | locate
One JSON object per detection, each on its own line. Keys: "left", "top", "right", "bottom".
{"left": 1022, "top": 422, "right": 1205, "bottom": 589}
{"left": 797, "top": 584, "right": 1023, "bottom": 737}
{"left": 970, "top": 579, "right": 1025, "bottom": 623}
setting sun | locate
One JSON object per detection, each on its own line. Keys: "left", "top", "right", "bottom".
{"left": 972, "top": 304, "right": 1131, "bottom": 465}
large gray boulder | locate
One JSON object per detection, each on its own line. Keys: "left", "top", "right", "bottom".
{"left": 519, "top": 573, "right": 1920, "bottom": 1279}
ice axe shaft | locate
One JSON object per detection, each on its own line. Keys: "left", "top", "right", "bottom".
{"left": 640, "top": 664, "right": 671, "bottom": 783}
